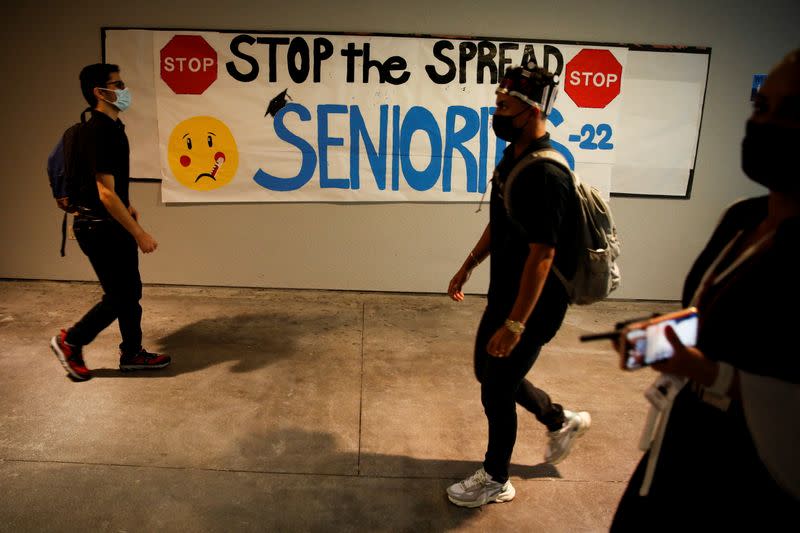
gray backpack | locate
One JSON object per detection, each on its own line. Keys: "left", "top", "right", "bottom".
{"left": 502, "top": 148, "right": 621, "bottom": 305}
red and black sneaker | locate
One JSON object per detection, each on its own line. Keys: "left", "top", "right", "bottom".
{"left": 119, "top": 348, "right": 171, "bottom": 372}
{"left": 50, "top": 329, "right": 91, "bottom": 381}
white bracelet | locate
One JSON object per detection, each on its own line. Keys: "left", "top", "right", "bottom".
{"left": 707, "top": 361, "right": 735, "bottom": 397}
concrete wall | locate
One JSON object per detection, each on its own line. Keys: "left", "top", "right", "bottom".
{"left": 2, "top": 0, "right": 798, "bottom": 299}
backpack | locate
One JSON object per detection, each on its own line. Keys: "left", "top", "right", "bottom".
{"left": 502, "top": 148, "right": 621, "bottom": 305}
{"left": 47, "top": 108, "right": 92, "bottom": 256}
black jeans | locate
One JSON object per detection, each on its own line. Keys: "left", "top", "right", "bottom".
{"left": 611, "top": 387, "right": 798, "bottom": 532}
{"left": 474, "top": 310, "right": 565, "bottom": 483}
{"left": 65, "top": 219, "right": 142, "bottom": 355}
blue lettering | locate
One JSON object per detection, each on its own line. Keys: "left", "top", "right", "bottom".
{"left": 254, "top": 103, "right": 508, "bottom": 196}
{"left": 318, "top": 104, "right": 349, "bottom": 189}
{"left": 479, "top": 107, "right": 491, "bottom": 194}
{"left": 350, "top": 105, "right": 388, "bottom": 190}
{"left": 391, "top": 106, "right": 401, "bottom": 191}
{"left": 443, "top": 106, "right": 479, "bottom": 193}
{"left": 547, "top": 107, "right": 575, "bottom": 170}
{"left": 253, "top": 103, "right": 317, "bottom": 191}
{"left": 400, "top": 106, "right": 442, "bottom": 192}
{"left": 489, "top": 106, "right": 510, "bottom": 167}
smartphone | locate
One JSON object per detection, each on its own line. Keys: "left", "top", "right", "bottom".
{"left": 622, "top": 307, "right": 699, "bottom": 370}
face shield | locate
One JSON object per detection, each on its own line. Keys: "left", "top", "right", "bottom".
{"left": 495, "top": 65, "right": 559, "bottom": 116}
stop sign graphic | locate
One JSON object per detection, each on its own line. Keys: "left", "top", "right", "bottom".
{"left": 160, "top": 35, "right": 218, "bottom": 95}
{"left": 564, "top": 49, "right": 622, "bottom": 109}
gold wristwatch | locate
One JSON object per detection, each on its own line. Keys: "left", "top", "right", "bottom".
{"left": 504, "top": 319, "right": 525, "bottom": 334}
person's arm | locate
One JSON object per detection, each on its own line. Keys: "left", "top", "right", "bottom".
{"left": 447, "top": 223, "right": 491, "bottom": 302}
{"left": 96, "top": 173, "right": 158, "bottom": 253}
{"left": 486, "top": 242, "right": 555, "bottom": 357}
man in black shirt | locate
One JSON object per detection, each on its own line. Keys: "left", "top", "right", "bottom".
{"left": 446, "top": 64, "right": 590, "bottom": 507}
{"left": 49, "top": 63, "right": 170, "bottom": 381}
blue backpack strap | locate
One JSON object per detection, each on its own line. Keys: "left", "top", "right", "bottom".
{"left": 55, "top": 108, "right": 92, "bottom": 257}
{"left": 47, "top": 138, "right": 67, "bottom": 198}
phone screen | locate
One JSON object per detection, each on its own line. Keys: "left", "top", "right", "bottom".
{"left": 624, "top": 310, "right": 699, "bottom": 370}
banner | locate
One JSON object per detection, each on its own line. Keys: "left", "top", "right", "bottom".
{"left": 148, "top": 31, "right": 628, "bottom": 203}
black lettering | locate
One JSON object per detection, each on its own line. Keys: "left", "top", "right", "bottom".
{"left": 340, "top": 42, "right": 364, "bottom": 83}
{"left": 476, "top": 41, "right": 497, "bottom": 84}
{"left": 256, "top": 37, "right": 291, "bottom": 82}
{"left": 313, "top": 38, "right": 334, "bottom": 82}
{"left": 425, "top": 40, "right": 456, "bottom": 84}
{"left": 458, "top": 42, "right": 478, "bottom": 84}
{"left": 543, "top": 45, "right": 564, "bottom": 78}
{"left": 498, "top": 43, "right": 518, "bottom": 78}
{"left": 361, "top": 43, "right": 384, "bottom": 83}
{"left": 288, "top": 37, "right": 310, "bottom": 83}
{"left": 384, "top": 56, "right": 410, "bottom": 85}
{"left": 520, "top": 44, "right": 539, "bottom": 69}
{"left": 226, "top": 34, "right": 259, "bottom": 82}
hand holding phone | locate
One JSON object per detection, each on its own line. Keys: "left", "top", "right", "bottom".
{"left": 579, "top": 308, "right": 699, "bottom": 370}
{"left": 620, "top": 307, "right": 699, "bottom": 370}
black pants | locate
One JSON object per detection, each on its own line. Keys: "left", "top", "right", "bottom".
{"left": 65, "top": 219, "right": 142, "bottom": 355}
{"left": 474, "top": 310, "right": 564, "bottom": 483}
{"left": 611, "top": 387, "right": 798, "bottom": 531}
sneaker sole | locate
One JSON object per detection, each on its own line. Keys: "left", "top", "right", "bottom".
{"left": 50, "top": 336, "right": 90, "bottom": 381}
{"left": 575, "top": 413, "right": 592, "bottom": 437}
{"left": 547, "top": 413, "right": 592, "bottom": 465}
{"left": 447, "top": 486, "right": 516, "bottom": 508}
{"left": 119, "top": 361, "right": 171, "bottom": 372}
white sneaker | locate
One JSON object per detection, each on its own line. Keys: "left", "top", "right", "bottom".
{"left": 544, "top": 410, "right": 591, "bottom": 464}
{"left": 446, "top": 467, "right": 516, "bottom": 508}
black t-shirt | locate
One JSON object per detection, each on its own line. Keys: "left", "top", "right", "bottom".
{"left": 487, "top": 133, "right": 577, "bottom": 345}
{"left": 75, "top": 110, "right": 130, "bottom": 215}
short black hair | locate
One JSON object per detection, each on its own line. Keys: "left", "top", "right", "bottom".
{"left": 79, "top": 63, "right": 120, "bottom": 108}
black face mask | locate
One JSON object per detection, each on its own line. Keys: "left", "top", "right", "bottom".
{"left": 742, "top": 120, "right": 800, "bottom": 192}
{"left": 492, "top": 107, "right": 531, "bottom": 142}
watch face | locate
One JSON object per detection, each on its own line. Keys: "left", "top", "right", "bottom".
{"left": 505, "top": 320, "right": 525, "bottom": 334}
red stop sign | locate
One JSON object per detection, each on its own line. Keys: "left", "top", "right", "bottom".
{"left": 160, "top": 35, "right": 218, "bottom": 95}
{"left": 564, "top": 49, "right": 622, "bottom": 109}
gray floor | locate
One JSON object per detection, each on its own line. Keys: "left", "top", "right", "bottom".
{"left": 0, "top": 280, "right": 678, "bottom": 532}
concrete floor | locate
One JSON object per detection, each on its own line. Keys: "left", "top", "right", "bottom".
{"left": 0, "top": 280, "right": 679, "bottom": 532}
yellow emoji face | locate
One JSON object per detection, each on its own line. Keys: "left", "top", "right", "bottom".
{"left": 167, "top": 116, "right": 239, "bottom": 191}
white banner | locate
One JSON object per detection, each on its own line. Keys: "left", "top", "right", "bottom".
{"left": 147, "top": 31, "right": 628, "bottom": 203}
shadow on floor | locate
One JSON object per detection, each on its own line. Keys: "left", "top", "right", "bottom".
{"left": 90, "top": 312, "right": 321, "bottom": 378}
{"left": 231, "top": 426, "right": 564, "bottom": 530}
{"left": 236, "top": 425, "right": 562, "bottom": 480}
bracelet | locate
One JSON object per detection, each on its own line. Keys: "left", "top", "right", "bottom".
{"left": 706, "top": 361, "right": 735, "bottom": 397}
{"left": 504, "top": 319, "right": 525, "bottom": 334}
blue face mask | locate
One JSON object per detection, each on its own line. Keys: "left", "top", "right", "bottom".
{"left": 100, "top": 87, "right": 132, "bottom": 112}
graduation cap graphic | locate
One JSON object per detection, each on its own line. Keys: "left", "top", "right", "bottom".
{"left": 265, "top": 89, "right": 292, "bottom": 117}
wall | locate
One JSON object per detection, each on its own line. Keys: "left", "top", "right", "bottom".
{"left": 2, "top": 0, "right": 797, "bottom": 299}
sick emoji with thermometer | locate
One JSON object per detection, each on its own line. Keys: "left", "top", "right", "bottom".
{"left": 168, "top": 116, "right": 239, "bottom": 191}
